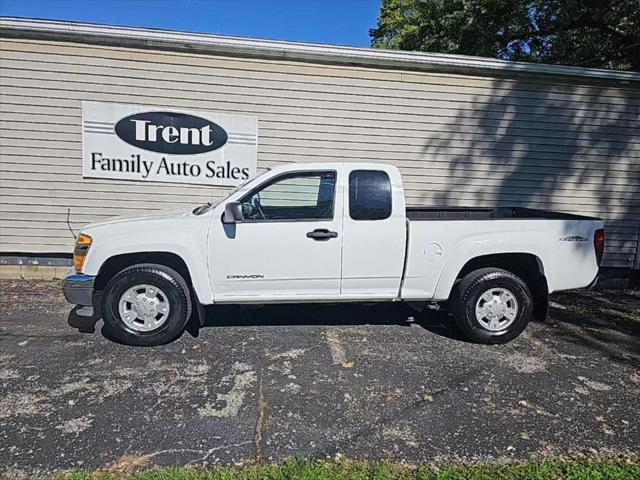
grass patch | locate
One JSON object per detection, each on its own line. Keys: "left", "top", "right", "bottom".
{"left": 53, "top": 457, "right": 639, "bottom": 480}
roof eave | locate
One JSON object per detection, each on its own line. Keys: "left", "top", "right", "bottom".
{"left": 1, "top": 17, "right": 639, "bottom": 85}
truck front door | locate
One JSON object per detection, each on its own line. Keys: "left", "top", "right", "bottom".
{"left": 210, "top": 169, "right": 343, "bottom": 301}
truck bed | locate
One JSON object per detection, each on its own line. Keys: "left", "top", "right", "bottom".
{"left": 402, "top": 206, "right": 603, "bottom": 300}
{"left": 406, "top": 206, "right": 600, "bottom": 221}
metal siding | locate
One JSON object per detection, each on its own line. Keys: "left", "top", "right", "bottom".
{"left": 1, "top": 38, "right": 638, "bottom": 268}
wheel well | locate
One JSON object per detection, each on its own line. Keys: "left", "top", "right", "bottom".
{"left": 457, "top": 253, "right": 547, "bottom": 298}
{"left": 94, "top": 252, "right": 193, "bottom": 291}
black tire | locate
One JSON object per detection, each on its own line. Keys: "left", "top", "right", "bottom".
{"left": 449, "top": 268, "right": 533, "bottom": 344}
{"left": 102, "top": 263, "right": 192, "bottom": 346}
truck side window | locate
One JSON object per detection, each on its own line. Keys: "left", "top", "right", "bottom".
{"left": 240, "top": 171, "right": 336, "bottom": 221}
{"left": 349, "top": 170, "right": 392, "bottom": 221}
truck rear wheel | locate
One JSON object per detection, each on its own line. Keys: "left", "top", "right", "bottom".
{"left": 450, "top": 268, "right": 532, "bottom": 344}
{"left": 102, "top": 263, "right": 192, "bottom": 346}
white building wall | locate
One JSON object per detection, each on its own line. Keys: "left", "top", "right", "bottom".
{"left": 0, "top": 35, "right": 638, "bottom": 267}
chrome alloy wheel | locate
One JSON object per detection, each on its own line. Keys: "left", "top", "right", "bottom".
{"left": 474, "top": 287, "right": 519, "bottom": 331}
{"left": 118, "top": 284, "right": 170, "bottom": 332}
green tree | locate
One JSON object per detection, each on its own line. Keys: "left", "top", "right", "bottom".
{"left": 369, "top": 0, "right": 640, "bottom": 71}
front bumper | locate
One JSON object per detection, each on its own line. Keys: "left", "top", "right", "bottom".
{"left": 62, "top": 269, "right": 95, "bottom": 306}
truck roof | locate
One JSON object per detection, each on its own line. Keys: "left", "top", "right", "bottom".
{"left": 268, "top": 162, "right": 397, "bottom": 172}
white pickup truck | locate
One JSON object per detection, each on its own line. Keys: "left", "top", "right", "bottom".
{"left": 63, "top": 162, "right": 604, "bottom": 346}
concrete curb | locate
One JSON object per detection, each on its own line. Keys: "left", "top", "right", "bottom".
{"left": 0, "top": 265, "right": 69, "bottom": 281}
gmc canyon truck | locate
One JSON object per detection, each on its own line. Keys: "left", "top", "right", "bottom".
{"left": 63, "top": 163, "right": 604, "bottom": 346}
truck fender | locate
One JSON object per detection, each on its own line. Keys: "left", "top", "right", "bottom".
{"left": 84, "top": 243, "right": 213, "bottom": 305}
{"left": 432, "top": 236, "right": 548, "bottom": 301}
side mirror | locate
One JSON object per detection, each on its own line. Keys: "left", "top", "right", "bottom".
{"left": 223, "top": 201, "right": 243, "bottom": 224}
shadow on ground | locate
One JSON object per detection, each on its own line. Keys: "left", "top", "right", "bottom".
{"left": 67, "top": 289, "right": 640, "bottom": 354}
{"left": 545, "top": 289, "right": 640, "bottom": 368}
{"left": 203, "top": 302, "right": 464, "bottom": 341}
{"left": 68, "top": 301, "right": 466, "bottom": 344}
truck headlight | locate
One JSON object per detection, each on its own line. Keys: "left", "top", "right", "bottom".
{"left": 73, "top": 233, "right": 93, "bottom": 273}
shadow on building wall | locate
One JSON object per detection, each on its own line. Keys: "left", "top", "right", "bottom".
{"left": 419, "top": 77, "right": 640, "bottom": 268}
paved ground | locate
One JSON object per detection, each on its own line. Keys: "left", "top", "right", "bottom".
{"left": 0, "top": 280, "right": 638, "bottom": 477}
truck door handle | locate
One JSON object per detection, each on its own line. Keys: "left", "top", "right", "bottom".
{"left": 306, "top": 229, "right": 338, "bottom": 240}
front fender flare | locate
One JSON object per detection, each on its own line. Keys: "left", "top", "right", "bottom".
{"left": 83, "top": 242, "right": 213, "bottom": 305}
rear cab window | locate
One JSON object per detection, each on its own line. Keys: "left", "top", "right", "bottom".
{"left": 349, "top": 170, "right": 392, "bottom": 220}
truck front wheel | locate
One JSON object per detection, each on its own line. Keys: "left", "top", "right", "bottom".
{"left": 450, "top": 268, "right": 532, "bottom": 344}
{"left": 102, "top": 263, "right": 192, "bottom": 346}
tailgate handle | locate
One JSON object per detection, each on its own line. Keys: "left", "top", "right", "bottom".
{"left": 306, "top": 229, "right": 338, "bottom": 240}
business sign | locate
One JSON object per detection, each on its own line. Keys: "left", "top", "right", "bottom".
{"left": 82, "top": 101, "right": 257, "bottom": 186}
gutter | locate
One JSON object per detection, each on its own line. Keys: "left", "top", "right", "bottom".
{"left": 1, "top": 17, "right": 639, "bottom": 85}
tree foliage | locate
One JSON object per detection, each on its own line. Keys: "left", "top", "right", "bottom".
{"left": 369, "top": 0, "right": 640, "bottom": 71}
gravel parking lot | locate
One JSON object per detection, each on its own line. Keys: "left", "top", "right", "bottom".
{"left": 0, "top": 280, "right": 638, "bottom": 477}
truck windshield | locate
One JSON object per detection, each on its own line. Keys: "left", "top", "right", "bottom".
{"left": 192, "top": 168, "right": 270, "bottom": 215}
